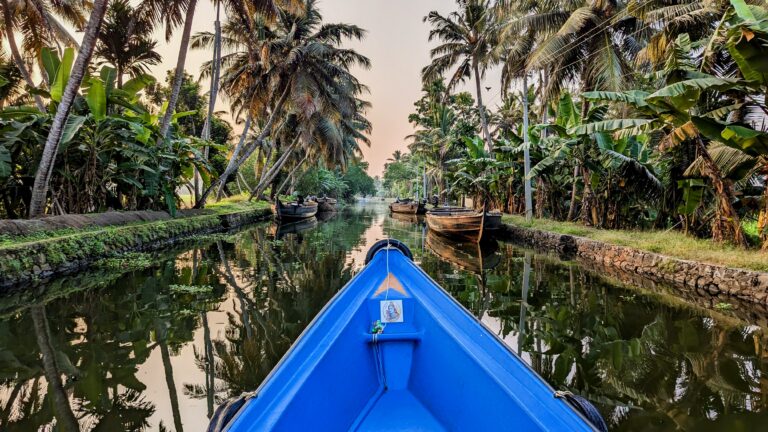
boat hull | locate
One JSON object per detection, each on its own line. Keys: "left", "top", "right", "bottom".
{"left": 389, "top": 201, "right": 419, "bottom": 214}
{"left": 426, "top": 209, "right": 502, "bottom": 242}
{"left": 274, "top": 200, "right": 318, "bottom": 220}
{"left": 221, "top": 242, "right": 598, "bottom": 432}
{"left": 315, "top": 197, "right": 338, "bottom": 213}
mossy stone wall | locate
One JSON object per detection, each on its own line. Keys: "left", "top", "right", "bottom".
{"left": 0, "top": 208, "right": 272, "bottom": 289}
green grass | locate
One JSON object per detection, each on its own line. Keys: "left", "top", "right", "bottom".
{"left": 502, "top": 215, "right": 768, "bottom": 272}
{"left": 206, "top": 194, "right": 272, "bottom": 214}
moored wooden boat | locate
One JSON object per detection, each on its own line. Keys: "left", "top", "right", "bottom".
{"left": 426, "top": 207, "right": 502, "bottom": 242}
{"left": 314, "top": 196, "right": 338, "bottom": 213}
{"left": 208, "top": 240, "right": 607, "bottom": 432}
{"left": 273, "top": 198, "right": 318, "bottom": 220}
{"left": 389, "top": 199, "right": 419, "bottom": 215}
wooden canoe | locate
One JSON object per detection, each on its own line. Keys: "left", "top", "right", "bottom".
{"left": 426, "top": 208, "right": 502, "bottom": 242}
{"left": 389, "top": 201, "right": 419, "bottom": 214}
{"left": 273, "top": 199, "right": 318, "bottom": 220}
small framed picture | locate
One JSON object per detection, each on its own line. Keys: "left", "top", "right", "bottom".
{"left": 380, "top": 300, "right": 403, "bottom": 323}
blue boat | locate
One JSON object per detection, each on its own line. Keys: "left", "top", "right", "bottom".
{"left": 209, "top": 240, "right": 607, "bottom": 431}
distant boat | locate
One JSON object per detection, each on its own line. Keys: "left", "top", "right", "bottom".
{"left": 426, "top": 207, "right": 502, "bottom": 242}
{"left": 207, "top": 240, "right": 607, "bottom": 432}
{"left": 273, "top": 198, "right": 318, "bottom": 220}
{"left": 314, "top": 196, "right": 337, "bottom": 213}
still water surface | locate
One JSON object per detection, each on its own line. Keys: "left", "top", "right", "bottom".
{"left": 1, "top": 202, "right": 767, "bottom": 431}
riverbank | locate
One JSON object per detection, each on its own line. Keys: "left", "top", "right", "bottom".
{"left": 0, "top": 199, "right": 273, "bottom": 289}
{"left": 500, "top": 215, "right": 768, "bottom": 306}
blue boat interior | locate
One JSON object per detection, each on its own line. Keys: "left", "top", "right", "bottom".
{"left": 226, "top": 245, "right": 595, "bottom": 431}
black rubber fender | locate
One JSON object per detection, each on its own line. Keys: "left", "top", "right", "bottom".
{"left": 365, "top": 239, "right": 413, "bottom": 265}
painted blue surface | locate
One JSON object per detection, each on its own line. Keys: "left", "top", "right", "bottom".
{"left": 225, "top": 246, "right": 597, "bottom": 431}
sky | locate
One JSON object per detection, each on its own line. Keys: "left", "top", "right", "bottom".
{"left": 148, "top": 0, "right": 505, "bottom": 177}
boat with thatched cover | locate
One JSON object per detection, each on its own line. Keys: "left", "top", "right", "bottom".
{"left": 274, "top": 198, "right": 318, "bottom": 220}
{"left": 314, "top": 196, "right": 337, "bottom": 213}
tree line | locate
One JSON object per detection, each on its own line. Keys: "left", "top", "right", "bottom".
{"left": 0, "top": 0, "right": 374, "bottom": 219}
{"left": 385, "top": 0, "right": 768, "bottom": 250}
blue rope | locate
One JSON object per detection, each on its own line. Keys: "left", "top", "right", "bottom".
{"left": 556, "top": 391, "right": 608, "bottom": 432}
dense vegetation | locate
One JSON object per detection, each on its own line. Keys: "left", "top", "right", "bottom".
{"left": 0, "top": 0, "right": 375, "bottom": 219}
{"left": 385, "top": 0, "right": 768, "bottom": 249}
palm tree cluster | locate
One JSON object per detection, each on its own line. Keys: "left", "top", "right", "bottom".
{"left": 0, "top": 0, "right": 374, "bottom": 218}
{"left": 389, "top": 0, "right": 768, "bottom": 249}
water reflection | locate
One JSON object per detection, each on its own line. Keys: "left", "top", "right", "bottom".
{"left": 0, "top": 202, "right": 766, "bottom": 431}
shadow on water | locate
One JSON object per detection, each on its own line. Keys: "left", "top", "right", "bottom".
{"left": 1, "top": 201, "right": 767, "bottom": 431}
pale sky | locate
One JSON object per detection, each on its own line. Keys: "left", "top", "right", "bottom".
{"left": 151, "top": 0, "right": 505, "bottom": 177}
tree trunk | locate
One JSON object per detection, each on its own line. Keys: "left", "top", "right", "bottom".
{"left": 250, "top": 138, "right": 300, "bottom": 200}
{"left": 215, "top": 115, "right": 251, "bottom": 199}
{"left": 157, "top": 0, "right": 198, "bottom": 142}
{"left": 760, "top": 170, "right": 768, "bottom": 251}
{"left": 196, "top": 85, "right": 291, "bottom": 208}
{"left": 472, "top": 59, "right": 492, "bottom": 152}
{"left": 200, "top": 2, "right": 222, "bottom": 142}
{"left": 696, "top": 137, "right": 748, "bottom": 248}
{"left": 276, "top": 154, "right": 309, "bottom": 196}
{"left": 1, "top": 0, "right": 45, "bottom": 112}
{"left": 28, "top": 0, "right": 109, "bottom": 218}
{"left": 566, "top": 165, "right": 580, "bottom": 221}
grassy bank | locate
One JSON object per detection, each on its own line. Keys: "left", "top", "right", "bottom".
{"left": 502, "top": 215, "right": 768, "bottom": 272}
{"left": 0, "top": 196, "right": 269, "bottom": 248}
{"left": 0, "top": 198, "right": 272, "bottom": 288}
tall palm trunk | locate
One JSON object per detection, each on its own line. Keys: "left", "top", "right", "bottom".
{"left": 472, "top": 59, "right": 492, "bottom": 152}
{"left": 196, "top": 85, "right": 291, "bottom": 208}
{"left": 28, "top": 0, "right": 109, "bottom": 218}
{"left": 157, "top": 0, "right": 199, "bottom": 142}
{"left": 1, "top": 0, "right": 45, "bottom": 111}
{"left": 215, "top": 115, "right": 251, "bottom": 199}
{"left": 276, "top": 154, "right": 309, "bottom": 196}
{"left": 250, "top": 138, "right": 300, "bottom": 199}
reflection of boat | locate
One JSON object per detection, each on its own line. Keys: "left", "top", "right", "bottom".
{"left": 426, "top": 231, "right": 500, "bottom": 274}
{"left": 314, "top": 196, "right": 337, "bottom": 213}
{"left": 273, "top": 198, "right": 318, "bottom": 220}
{"left": 271, "top": 218, "right": 318, "bottom": 239}
{"left": 212, "top": 240, "right": 604, "bottom": 432}
{"left": 425, "top": 208, "right": 502, "bottom": 242}
{"left": 315, "top": 210, "right": 337, "bottom": 223}
{"left": 388, "top": 199, "right": 420, "bottom": 215}
{"left": 389, "top": 212, "right": 423, "bottom": 225}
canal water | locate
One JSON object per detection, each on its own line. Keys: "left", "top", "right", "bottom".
{"left": 1, "top": 201, "right": 766, "bottom": 431}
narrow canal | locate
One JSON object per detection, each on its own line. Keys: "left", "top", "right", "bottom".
{"left": 1, "top": 202, "right": 766, "bottom": 431}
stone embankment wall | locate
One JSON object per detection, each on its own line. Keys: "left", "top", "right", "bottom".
{"left": 500, "top": 224, "right": 768, "bottom": 306}
{"left": 0, "top": 208, "right": 272, "bottom": 289}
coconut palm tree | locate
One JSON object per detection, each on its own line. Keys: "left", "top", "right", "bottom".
{"left": 94, "top": 0, "right": 161, "bottom": 88}
{"left": 422, "top": 0, "right": 497, "bottom": 151}
{"left": 27, "top": 0, "right": 109, "bottom": 218}
{"left": 194, "top": 0, "right": 370, "bottom": 207}
{"left": 0, "top": 0, "right": 88, "bottom": 111}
